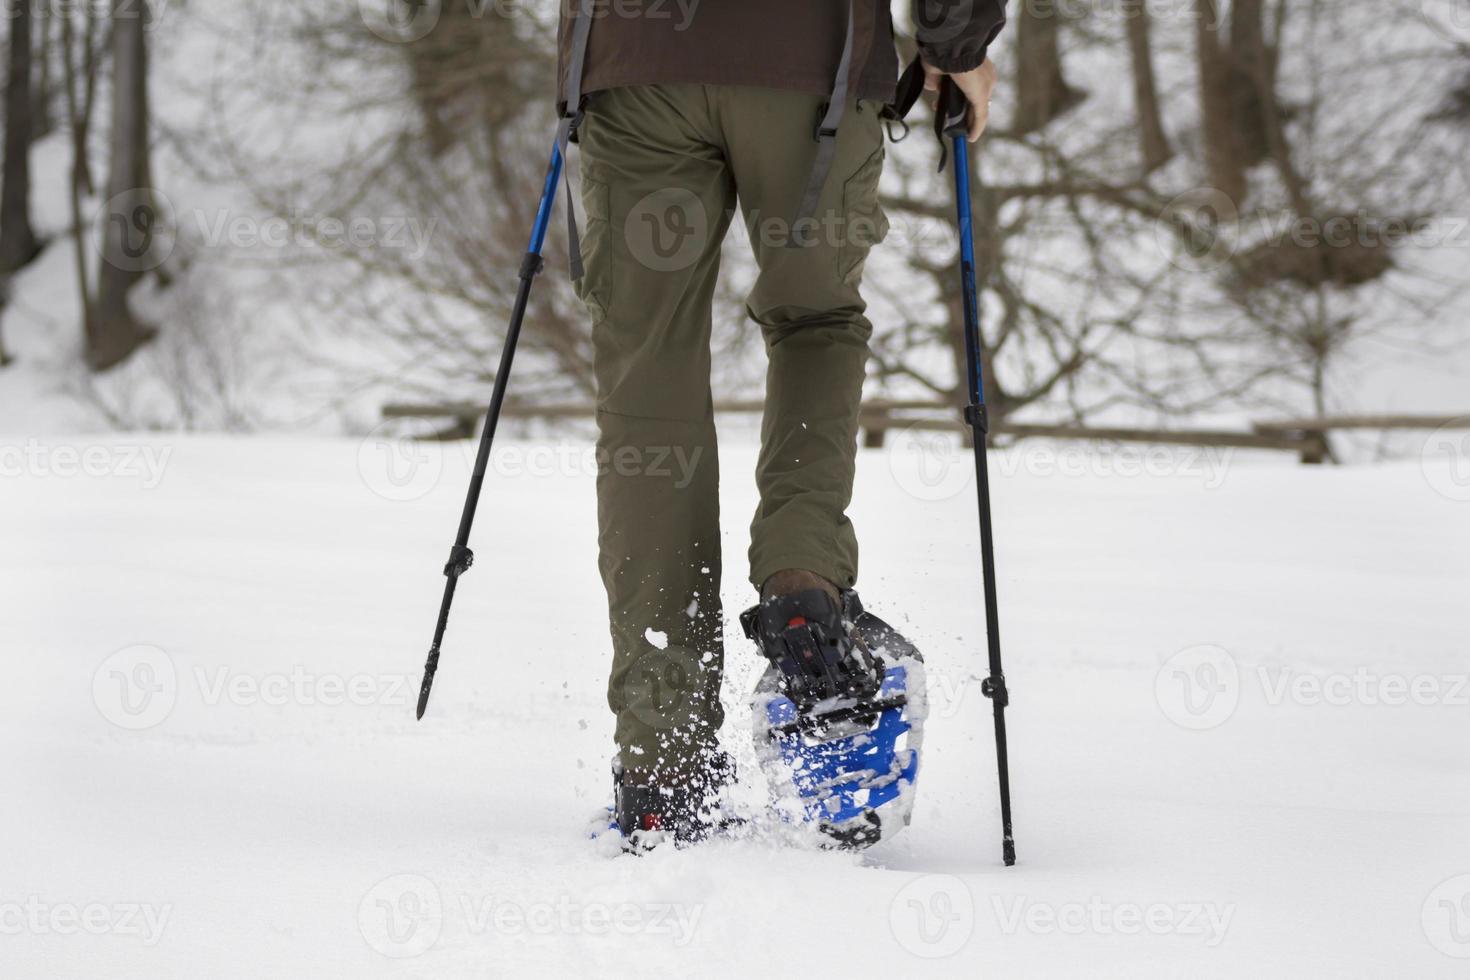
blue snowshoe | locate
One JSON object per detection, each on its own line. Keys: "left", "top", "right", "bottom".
{"left": 743, "top": 589, "right": 926, "bottom": 849}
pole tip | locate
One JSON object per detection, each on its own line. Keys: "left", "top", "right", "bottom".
{"left": 1003, "top": 839, "right": 1016, "bottom": 867}
{"left": 416, "top": 648, "right": 439, "bottom": 720}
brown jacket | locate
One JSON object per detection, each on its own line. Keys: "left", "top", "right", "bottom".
{"left": 557, "top": 1, "right": 1008, "bottom": 108}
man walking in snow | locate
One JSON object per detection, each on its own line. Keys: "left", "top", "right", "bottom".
{"left": 559, "top": 0, "right": 1007, "bottom": 844}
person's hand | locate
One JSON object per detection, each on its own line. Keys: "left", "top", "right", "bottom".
{"left": 922, "top": 57, "right": 998, "bottom": 143}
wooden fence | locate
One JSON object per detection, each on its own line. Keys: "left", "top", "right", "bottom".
{"left": 381, "top": 400, "right": 1470, "bottom": 465}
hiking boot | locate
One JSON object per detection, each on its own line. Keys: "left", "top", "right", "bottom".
{"left": 612, "top": 751, "right": 738, "bottom": 851}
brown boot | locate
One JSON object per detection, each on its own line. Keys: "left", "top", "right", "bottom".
{"left": 760, "top": 567, "right": 839, "bottom": 603}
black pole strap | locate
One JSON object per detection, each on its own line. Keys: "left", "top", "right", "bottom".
{"left": 885, "top": 57, "right": 926, "bottom": 136}
{"left": 885, "top": 57, "right": 974, "bottom": 171}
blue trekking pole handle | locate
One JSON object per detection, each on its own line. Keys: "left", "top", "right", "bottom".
{"left": 416, "top": 140, "right": 564, "bottom": 720}
{"left": 939, "top": 79, "right": 1016, "bottom": 866}
{"left": 528, "top": 143, "right": 565, "bottom": 254}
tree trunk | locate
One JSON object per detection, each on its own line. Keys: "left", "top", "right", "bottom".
{"left": 0, "top": 289, "right": 11, "bottom": 366}
{"left": 1194, "top": 0, "right": 1246, "bottom": 202}
{"left": 0, "top": 0, "right": 42, "bottom": 273}
{"left": 1013, "top": 0, "right": 1083, "bottom": 136}
{"left": 32, "top": 1, "right": 55, "bottom": 139}
{"left": 78, "top": 3, "right": 102, "bottom": 196}
{"left": 60, "top": 4, "right": 94, "bottom": 340}
{"left": 1228, "top": 0, "right": 1274, "bottom": 166}
{"left": 61, "top": 5, "right": 102, "bottom": 213}
{"left": 1122, "top": 0, "right": 1172, "bottom": 173}
{"left": 88, "top": 0, "right": 157, "bottom": 371}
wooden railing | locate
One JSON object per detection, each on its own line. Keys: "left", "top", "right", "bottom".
{"left": 381, "top": 401, "right": 1469, "bottom": 465}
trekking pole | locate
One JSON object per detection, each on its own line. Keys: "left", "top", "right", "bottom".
{"left": 938, "top": 80, "right": 1016, "bottom": 866}
{"left": 415, "top": 142, "right": 567, "bottom": 720}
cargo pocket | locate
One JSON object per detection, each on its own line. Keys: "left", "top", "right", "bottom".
{"left": 575, "top": 177, "right": 613, "bottom": 324}
{"left": 838, "top": 145, "right": 890, "bottom": 286}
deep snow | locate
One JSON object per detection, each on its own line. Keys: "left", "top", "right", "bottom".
{"left": 2, "top": 430, "right": 1468, "bottom": 978}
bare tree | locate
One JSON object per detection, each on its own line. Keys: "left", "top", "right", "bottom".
{"left": 130, "top": 0, "right": 1464, "bottom": 438}
{"left": 867, "top": 0, "right": 1466, "bottom": 439}
{"left": 1227, "top": 0, "right": 1275, "bottom": 167}
{"left": 59, "top": 0, "right": 107, "bottom": 365}
{"left": 88, "top": 0, "right": 158, "bottom": 371}
{"left": 32, "top": 1, "right": 56, "bottom": 139}
{"left": 199, "top": 2, "right": 600, "bottom": 407}
{"left": 1013, "top": 0, "right": 1083, "bottom": 136}
{"left": 0, "top": 0, "right": 42, "bottom": 273}
{"left": 1121, "top": 0, "right": 1171, "bottom": 173}
{"left": 1194, "top": 0, "right": 1246, "bottom": 202}
{"left": 0, "top": 278, "right": 11, "bottom": 366}
{"left": 60, "top": 1, "right": 103, "bottom": 199}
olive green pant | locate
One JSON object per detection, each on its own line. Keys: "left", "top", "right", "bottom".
{"left": 575, "top": 83, "right": 888, "bottom": 777}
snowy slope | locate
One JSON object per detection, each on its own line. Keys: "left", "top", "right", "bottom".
{"left": 2, "top": 431, "right": 1468, "bottom": 978}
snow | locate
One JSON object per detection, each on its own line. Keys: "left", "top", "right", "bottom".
{"left": 3, "top": 430, "right": 1468, "bottom": 977}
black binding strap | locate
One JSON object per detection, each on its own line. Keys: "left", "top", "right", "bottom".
{"left": 557, "top": 0, "right": 595, "bottom": 280}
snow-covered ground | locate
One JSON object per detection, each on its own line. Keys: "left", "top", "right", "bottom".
{"left": 3, "top": 430, "right": 1469, "bottom": 978}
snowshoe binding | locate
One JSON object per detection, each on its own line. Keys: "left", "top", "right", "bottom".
{"left": 744, "top": 589, "right": 926, "bottom": 849}
{"left": 596, "top": 752, "right": 741, "bottom": 853}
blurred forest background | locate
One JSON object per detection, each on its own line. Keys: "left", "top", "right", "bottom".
{"left": 0, "top": 0, "right": 1467, "bottom": 456}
